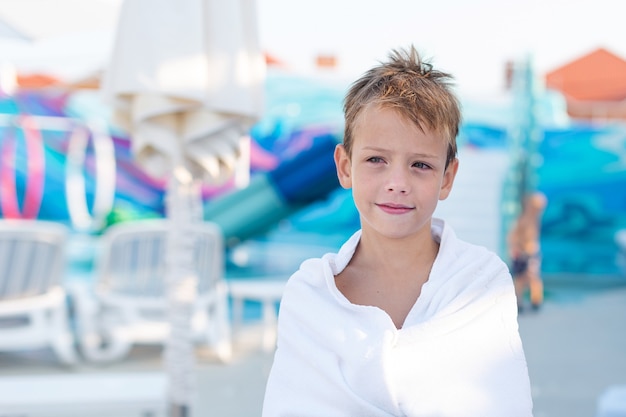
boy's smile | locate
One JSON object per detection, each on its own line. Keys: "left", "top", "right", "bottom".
{"left": 335, "top": 104, "right": 458, "bottom": 241}
{"left": 376, "top": 202, "right": 415, "bottom": 215}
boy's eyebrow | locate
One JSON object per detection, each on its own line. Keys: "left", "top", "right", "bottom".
{"left": 361, "top": 146, "right": 440, "bottom": 159}
{"left": 360, "top": 146, "right": 387, "bottom": 152}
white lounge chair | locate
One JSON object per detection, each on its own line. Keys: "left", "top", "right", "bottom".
{"left": 71, "top": 219, "right": 231, "bottom": 362}
{"left": 0, "top": 219, "right": 77, "bottom": 365}
{"left": 229, "top": 279, "right": 286, "bottom": 352}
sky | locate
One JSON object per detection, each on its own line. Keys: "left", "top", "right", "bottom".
{"left": 0, "top": 0, "right": 625, "bottom": 95}
{"left": 256, "top": 0, "right": 626, "bottom": 94}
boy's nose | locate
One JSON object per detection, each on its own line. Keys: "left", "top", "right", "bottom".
{"left": 385, "top": 168, "right": 411, "bottom": 194}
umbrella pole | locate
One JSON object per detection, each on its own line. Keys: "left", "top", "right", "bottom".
{"left": 165, "top": 168, "right": 202, "bottom": 417}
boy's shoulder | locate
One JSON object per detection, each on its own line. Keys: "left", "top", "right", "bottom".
{"left": 287, "top": 230, "right": 361, "bottom": 288}
{"left": 437, "top": 219, "right": 509, "bottom": 272}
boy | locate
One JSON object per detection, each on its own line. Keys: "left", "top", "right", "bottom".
{"left": 262, "top": 46, "right": 533, "bottom": 417}
{"left": 508, "top": 191, "right": 548, "bottom": 312}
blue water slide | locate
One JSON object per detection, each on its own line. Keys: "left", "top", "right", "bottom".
{"left": 203, "top": 133, "right": 340, "bottom": 245}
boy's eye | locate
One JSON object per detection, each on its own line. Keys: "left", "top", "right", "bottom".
{"left": 412, "top": 161, "right": 430, "bottom": 169}
{"left": 367, "top": 156, "right": 384, "bottom": 163}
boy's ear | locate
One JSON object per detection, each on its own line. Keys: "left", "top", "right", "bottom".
{"left": 334, "top": 144, "right": 352, "bottom": 189}
{"left": 438, "top": 157, "right": 459, "bottom": 201}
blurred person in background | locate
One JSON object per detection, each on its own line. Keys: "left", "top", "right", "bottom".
{"left": 508, "top": 191, "right": 548, "bottom": 312}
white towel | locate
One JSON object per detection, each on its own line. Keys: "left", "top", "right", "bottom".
{"left": 263, "top": 219, "right": 533, "bottom": 417}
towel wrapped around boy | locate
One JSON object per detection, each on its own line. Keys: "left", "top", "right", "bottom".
{"left": 263, "top": 219, "right": 533, "bottom": 417}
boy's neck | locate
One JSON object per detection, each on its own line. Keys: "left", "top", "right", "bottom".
{"left": 355, "top": 223, "right": 440, "bottom": 273}
{"left": 336, "top": 223, "right": 440, "bottom": 328}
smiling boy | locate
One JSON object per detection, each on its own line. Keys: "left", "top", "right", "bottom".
{"left": 262, "top": 46, "right": 533, "bottom": 417}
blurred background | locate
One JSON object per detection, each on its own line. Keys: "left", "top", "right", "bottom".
{"left": 1, "top": 0, "right": 624, "bottom": 280}
{"left": 0, "top": 1, "right": 625, "bottom": 416}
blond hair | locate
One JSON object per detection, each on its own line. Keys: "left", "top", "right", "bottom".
{"left": 343, "top": 46, "right": 461, "bottom": 167}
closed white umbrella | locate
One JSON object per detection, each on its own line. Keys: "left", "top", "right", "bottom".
{"left": 101, "top": 0, "right": 265, "bottom": 415}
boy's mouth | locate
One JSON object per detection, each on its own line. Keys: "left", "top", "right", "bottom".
{"left": 376, "top": 202, "right": 414, "bottom": 214}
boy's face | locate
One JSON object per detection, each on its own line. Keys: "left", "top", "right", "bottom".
{"left": 334, "top": 104, "right": 458, "bottom": 240}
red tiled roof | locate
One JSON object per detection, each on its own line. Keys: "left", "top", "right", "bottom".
{"left": 545, "top": 48, "right": 626, "bottom": 101}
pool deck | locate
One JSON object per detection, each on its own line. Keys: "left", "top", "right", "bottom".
{"left": 1, "top": 285, "right": 625, "bottom": 417}
{"left": 517, "top": 285, "right": 626, "bottom": 417}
